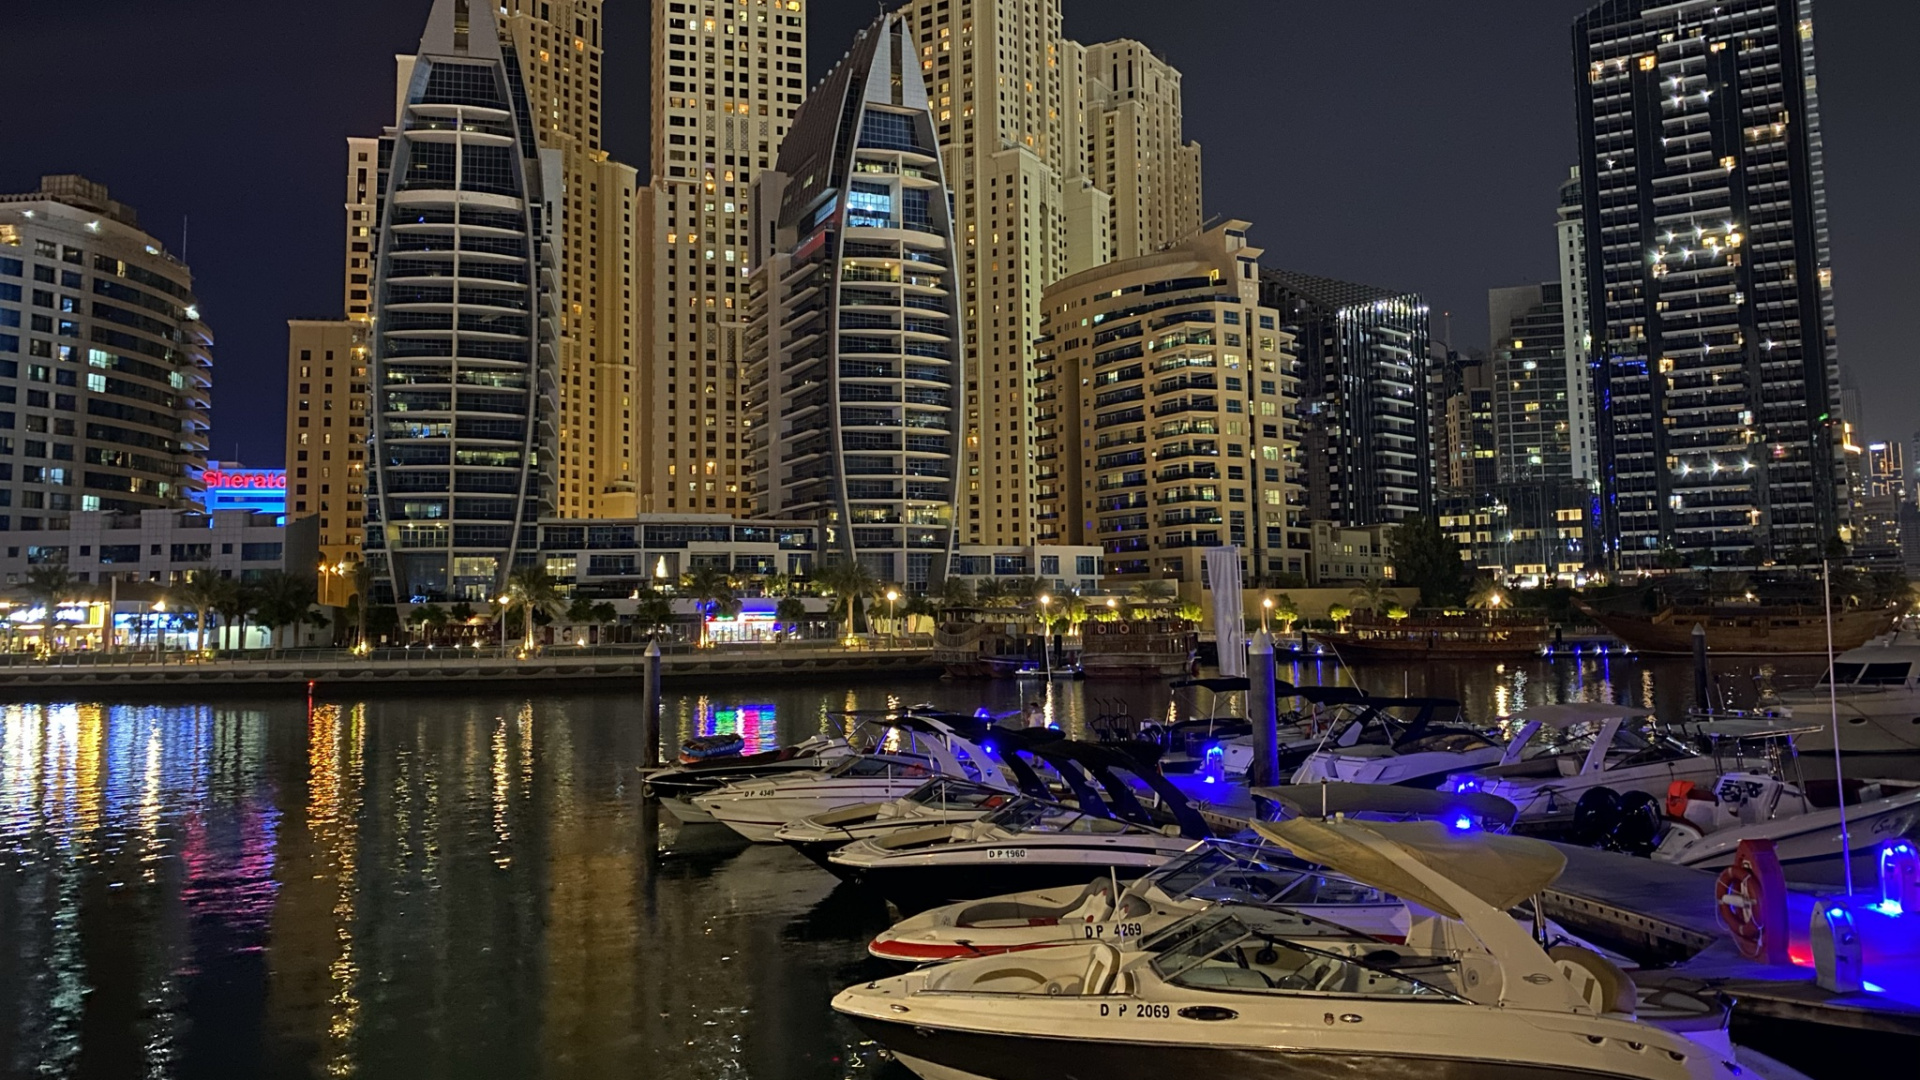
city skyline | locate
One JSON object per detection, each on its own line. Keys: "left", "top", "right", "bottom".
{"left": 5, "top": 0, "right": 1913, "bottom": 469}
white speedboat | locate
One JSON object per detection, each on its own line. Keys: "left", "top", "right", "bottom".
{"left": 774, "top": 777, "right": 1026, "bottom": 868}
{"left": 694, "top": 714, "right": 1011, "bottom": 843}
{"left": 834, "top": 818, "right": 1744, "bottom": 1080}
{"left": 1440, "top": 703, "right": 1720, "bottom": 832}
{"left": 642, "top": 732, "right": 854, "bottom": 822}
{"left": 868, "top": 840, "right": 1407, "bottom": 962}
{"left": 1290, "top": 696, "right": 1504, "bottom": 788}
{"left": 1654, "top": 759, "right": 1920, "bottom": 885}
{"left": 1770, "top": 636, "right": 1920, "bottom": 754}
{"left": 828, "top": 796, "right": 1205, "bottom": 915}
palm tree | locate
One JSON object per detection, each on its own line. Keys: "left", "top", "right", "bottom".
{"left": 252, "top": 571, "right": 318, "bottom": 650}
{"left": 774, "top": 595, "right": 809, "bottom": 640}
{"left": 1466, "top": 578, "right": 1508, "bottom": 624}
{"left": 504, "top": 566, "right": 563, "bottom": 651}
{"left": 813, "top": 559, "right": 879, "bottom": 641}
{"left": 349, "top": 561, "right": 373, "bottom": 648}
{"left": 933, "top": 575, "right": 974, "bottom": 611}
{"left": 631, "top": 586, "right": 676, "bottom": 641}
{"left": 1349, "top": 579, "right": 1396, "bottom": 619}
{"left": 19, "top": 562, "right": 81, "bottom": 653}
{"left": 211, "top": 577, "right": 256, "bottom": 651}
{"left": 681, "top": 565, "right": 738, "bottom": 648}
{"left": 169, "top": 570, "right": 227, "bottom": 654}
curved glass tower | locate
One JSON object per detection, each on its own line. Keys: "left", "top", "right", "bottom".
{"left": 366, "top": 0, "right": 557, "bottom": 603}
{"left": 746, "top": 14, "right": 963, "bottom": 591}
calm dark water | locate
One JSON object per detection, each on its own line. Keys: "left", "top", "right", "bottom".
{"left": 0, "top": 653, "right": 1843, "bottom": 1079}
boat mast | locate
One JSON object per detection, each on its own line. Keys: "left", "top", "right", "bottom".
{"left": 1822, "top": 559, "right": 1854, "bottom": 896}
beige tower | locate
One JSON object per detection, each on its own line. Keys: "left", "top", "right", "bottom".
{"left": 343, "top": 137, "right": 379, "bottom": 321}
{"left": 1079, "top": 41, "right": 1203, "bottom": 262}
{"left": 642, "top": 0, "right": 808, "bottom": 515}
{"left": 900, "top": 0, "right": 1075, "bottom": 547}
{"left": 496, "top": 0, "right": 638, "bottom": 518}
{"left": 285, "top": 319, "right": 370, "bottom": 603}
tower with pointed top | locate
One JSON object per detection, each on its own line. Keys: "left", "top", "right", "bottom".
{"left": 363, "top": 0, "right": 562, "bottom": 603}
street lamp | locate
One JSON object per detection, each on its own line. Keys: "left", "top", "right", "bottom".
{"left": 1261, "top": 596, "right": 1274, "bottom": 635}
{"left": 496, "top": 594, "right": 512, "bottom": 651}
{"left": 885, "top": 589, "right": 900, "bottom": 645}
{"left": 1038, "top": 594, "right": 1052, "bottom": 679}
{"left": 151, "top": 601, "right": 166, "bottom": 659}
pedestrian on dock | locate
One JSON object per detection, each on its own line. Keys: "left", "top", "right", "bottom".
{"left": 1023, "top": 700, "right": 1044, "bottom": 728}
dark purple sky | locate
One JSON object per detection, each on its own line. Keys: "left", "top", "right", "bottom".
{"left": 8, "top": 1, "right": 1913, "bottom": 465}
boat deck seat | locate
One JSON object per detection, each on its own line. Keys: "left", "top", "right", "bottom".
{"left": 1804, "top": 777, "right": 1870, "bottom": 809}
{"left": 1177, "top": 965, "right": 1273, "bottom": 990}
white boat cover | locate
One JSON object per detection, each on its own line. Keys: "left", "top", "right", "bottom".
{"left": 1253, "top": 818, "right": 1566, "bottom": 919}
{"left": 1250, "top": 782, "right": 1519, "bottom": 828}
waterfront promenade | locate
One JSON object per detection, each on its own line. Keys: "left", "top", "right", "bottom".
{"left": 0, "top": 640, "right": 942, "bottom": 696}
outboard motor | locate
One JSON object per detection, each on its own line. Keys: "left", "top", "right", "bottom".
{"left": 1608, "top": 791, "right": 1664, "bottom": 855}
{"left": 1571, "top": 787, "right": 1622, "bottom": 846}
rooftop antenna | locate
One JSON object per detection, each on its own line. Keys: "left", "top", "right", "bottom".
{"left": 180, "top": 214, "right": 189, "bottom": 261}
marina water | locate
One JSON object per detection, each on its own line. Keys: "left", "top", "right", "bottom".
{"left": 0, "top": 652, "right": 1884, "bottom": 1079}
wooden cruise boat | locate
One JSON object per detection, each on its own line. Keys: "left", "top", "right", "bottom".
{"left": 1079, "top": 617, "right": 1196, "bottom": 678}
{"left": 1313, "top": 614, "right": 1551, "bottom": 661}
{"left": 1575, "top": 599, "right": 1898, "bottom": 656}
{"left": 931, "top": 616, "right": 1031, "bottom": 678}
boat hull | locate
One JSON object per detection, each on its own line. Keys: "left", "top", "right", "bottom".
{"left": 1656, "top": 791, "right": 1920, "bottom": 886}
{"left": 1313, "top": 632, "right": 1549, "bottom": 661}
{"left": 1576, "top": 603, "right": 1897, "bottom": 656}
{"left": 1771, "top": 690, "right": 1920, "bottom": 755}
{"left": 835, "top": 849, "right": 1179, "bottom": 915}
{"left": 847, "top": 1018, "right": 1700, "bottom": 1080}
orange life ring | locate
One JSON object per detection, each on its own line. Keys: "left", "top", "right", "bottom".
{"left": 1713, "top": 838, "right": 1788, "bottom": 964}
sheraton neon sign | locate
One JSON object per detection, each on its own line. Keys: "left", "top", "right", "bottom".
{"left": 203, "top": 469, "right": 287, "bottom": 490}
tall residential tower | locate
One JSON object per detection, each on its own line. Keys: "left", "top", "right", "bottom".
{"left": 1573, "top": 0, "right": 1844, "bottom": 569}
{"left": 746, "top": 13, "right": 964, "bottom": 590}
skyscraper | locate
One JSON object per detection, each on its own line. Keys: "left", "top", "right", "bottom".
{"left": 1035, "top": 222, "right": 1305, "bottom": 592}
{"left": 364, "top": 0, "right": 561, "bottom": 603}
{"left": 1488, "top": 283, "right": 1573, "bottom": 483}
{"left": 745, "top": 12, "right": 963, "bottom": 590}
{"left": 1554, "top": 166, "right": 1596, "bottom": 482}
{"left": 642, "top": 0, "right": 808, "bottom": 517}
{"left": 0, "top": 174, "right": 212, "bottom": 527}
{"left": 1573, "top": 0, "right": 1844, "bottom": 570}
{"left": 1076, "top": 40, "right": 1203, "bottom": 264}
{"left": 1259, "top": 270, "right": 1431, "bottom": 526}
{"left": 284, "top": 319, "right": 369, "bottom": 584}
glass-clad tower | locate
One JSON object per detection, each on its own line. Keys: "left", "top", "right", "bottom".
{"left": 365, "top": 0, "right": 559, "bottom": 603}
{"left": 745, "top": 14, "right": 964, "bottom": 591}
{"left": 1574, "top": 0, "right": 1844, "bottom": 570}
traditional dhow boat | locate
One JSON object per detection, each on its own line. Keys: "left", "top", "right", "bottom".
{"left": 1314, "top": 614, "right": 1552, "bottom": 661}
{"left": 834, "top": 818, "right": 1747, "bottom": 1080}
{"left": 1079, "top": 616, "right": 1197, "bottom": 679}
{"left": 1575, "top": 597, "right": 1898, "bottom": 656}
{"left": 933, "top": 615, "right": 1032, "bottom": 678}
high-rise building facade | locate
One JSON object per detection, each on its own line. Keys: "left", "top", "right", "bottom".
{"left": 1554, "top": 166, "right": 1597, "bottom": 481}
{"left": 1259, "top": 270, "right": 1431, "bottom": 526}
{"left": 1574, "top": 0, "right": 1844, "bottom": 571}
{"left": 363, "top": 0, "right": 561, "bottom": 603}
{"left": 1035, "top": 222, "right": 1305, "bottom": 593}
{"left": 1488, "top": 283, "right": 1574, "bottom": 483}
{"left": 285, "top": 319, "right": 369, "bottom": 586}
{"left": 1077, "top": 40, "right": 1203, "bottom": 263}
{"left": 745, "top": 13, "right": 964, "bottom": 591}
{"left": 0, "top": 175, "right": 211, "bottom": 529}
{"left": 1434, "top": 352, "right": 1496, "bottom": 497}
{"left": 642, "top": 0, "right": 808, "bottom": 518}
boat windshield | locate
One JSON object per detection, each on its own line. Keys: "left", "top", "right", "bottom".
{"left": 1327, "top": 705, "right": 1491, "bottom": 754}
{"left": 982, "top": 798, "right": 1139, "bottom": 836}
{"left": 829, "top": 755, "right": 935, "bottom": 780}
{"left": 905, "top": 778, "right": 1016, "bottom": 812}
{"left": 1515, "top": 719, "right": 1695, "bottom": 769}
{"left": 1820, "top": 661, "right": 1914, "bottom": 688}
{"left": 1149, "top": 847, "right": 1394, "bottom": 908}
{"left": 1147, "top": 910, "right": 1462, "bottom": 1000}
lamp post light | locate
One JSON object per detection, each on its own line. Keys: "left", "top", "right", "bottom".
{"left": 1039, "top": 594, "right": 1052, "bottom": 679}
{"left": 152, "top": 601, "right": 167, "bottom": 660}
{"left": 885, "top": 589, "right": 900, "bottom": 645}
{"left": 497, "top": 594, "right": 512, "bottom": 651}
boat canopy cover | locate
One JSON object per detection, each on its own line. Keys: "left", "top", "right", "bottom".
{"left": 1250, "top": 782, "right": 1519, "bottom": 829}
{"left": 1508, "top": 702, "right": 1649, "bottom": 728}
{"left": 1170, "top": 676, "right": 1253, "bottom": 692}
{"left": 1252, "top": 818, "right": 1565, "bottom": 919}
{"left": 1295, "top": 686, "right": 1368, "bottom": 706}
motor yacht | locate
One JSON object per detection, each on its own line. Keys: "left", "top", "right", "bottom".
{"left": 1289, "top": 697, "right": 1502, "bottom": 788}
{"left": 776, "top": 777, "right": 1028, "bottom": 869}
{"left": 1439, "top": 703, "right": 1720, "bottom": 832}
{"left": 834, "top": 818, "right": 1745, "bottom": 1080}
{"left": 1769, "top": 635, "right": 1920, "bottom": 754}
{"left": 642, "top": 732, "right": 855, "bottom": 823}
{"left": 694, "top": 714, "right": 1011, "bottom": 843}
{"left": 1149, "top": 680, "right": 1363, "bottom": 779}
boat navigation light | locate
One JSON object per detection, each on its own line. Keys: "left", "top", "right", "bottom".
{"left": 1452, "top": 815, "right": 1475, "bottom": 832}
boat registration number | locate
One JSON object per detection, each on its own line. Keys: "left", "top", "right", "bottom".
{"left": 1098, "top": 1003, "right": 1170, "bottom": 1019}
{"left": 1084, "top": 922, "right": 1144, "bottom": 939}
{"left": 985, "top": 848, "right": 1028, "bottom": 860}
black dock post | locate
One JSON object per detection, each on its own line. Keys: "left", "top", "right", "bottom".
{"left": 1249, "top": 630, "right": 1279, "bottom": 786}
{"left": 1691, "top": 623, "right": 1710, "bottom": 713}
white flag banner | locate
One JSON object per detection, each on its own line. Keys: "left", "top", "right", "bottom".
{"left": 1205, "top": 545, "right": 1246, "bottom": 678}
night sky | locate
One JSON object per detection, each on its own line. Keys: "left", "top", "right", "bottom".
{"left": 8, "top": 0, "right": 1914, "bottom": 466}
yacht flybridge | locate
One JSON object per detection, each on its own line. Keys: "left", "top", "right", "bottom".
{"left": 834, "top": 818, "right": 1744, "bottom": 1080}
{"left": 1440, "top": 702, "right": 1719, "bottom": 830}
{"left": 694, "top": 713, "right": 1012, "bottom": 842}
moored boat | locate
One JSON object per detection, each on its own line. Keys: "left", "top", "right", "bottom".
{"left": 1080, "top": 617, "right": 1196, "bottom": 678}
{"left": 1315, "top": 614, "right": 1552, "bottom": 660}
{"left": 1575, "top": 598, "right": 1898, "bottom": 656}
